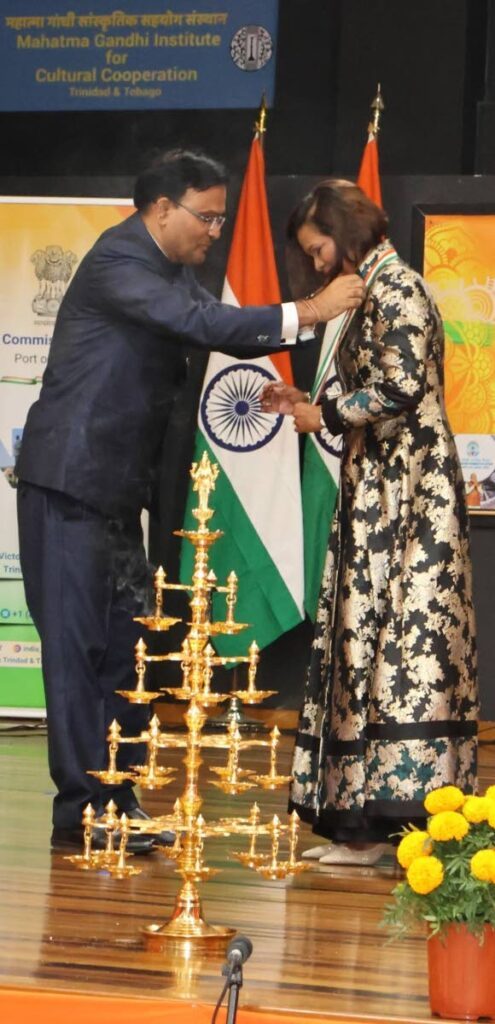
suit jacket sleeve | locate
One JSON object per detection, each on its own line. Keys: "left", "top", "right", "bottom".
{"left": 90, "top": 234, "right": 284, "bottom": 354}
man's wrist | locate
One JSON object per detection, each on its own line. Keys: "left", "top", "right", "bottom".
{"left": 295, "top": 298, "right": 321, "bottom": 327}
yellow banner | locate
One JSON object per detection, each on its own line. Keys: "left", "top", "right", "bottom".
{"left": 424, "top": 214, "right": 495, "bottom": 511}
{"left": 0, "top": 197, "right": 133, "bottom": 713}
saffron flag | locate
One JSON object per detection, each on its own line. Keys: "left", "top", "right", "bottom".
{"left": 303, "top": 130, "right": 382, "bottom": 619}
{"left": 357, "top": 132, "right": 383, "bottom": 206}
{"left": 180, "top": 136, "right": 304, "bottom": 653}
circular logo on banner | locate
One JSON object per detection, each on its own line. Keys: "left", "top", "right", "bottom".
{"left": 230, "top": 25, "right": 273, "bottom": 71}
{"left": 201, "top": 364, "right": 283, "bottom": 453}
{"left": 314, "top": 374, "right": 343, "bottom": 459}
{"left": 456, "top": 434, "right": 495, "bottom": 481}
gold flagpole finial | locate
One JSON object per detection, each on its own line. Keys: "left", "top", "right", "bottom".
{"left": 368, "top": 83, "right": 384, "bottom": 137}
{"left": 254, "top": 93, "right": 268, "bottom": 138}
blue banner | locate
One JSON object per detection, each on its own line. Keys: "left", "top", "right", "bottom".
{"left": 0, "top": 0, "right": 278, "bottom": 110}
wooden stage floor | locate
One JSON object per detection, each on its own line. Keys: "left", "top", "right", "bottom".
{"left": 1, "top": 721, "right": 494, "bottom": 1022}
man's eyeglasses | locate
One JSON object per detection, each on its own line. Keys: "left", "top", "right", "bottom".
{"left": 174, "top": 200, "right": 226, "bottom": 230}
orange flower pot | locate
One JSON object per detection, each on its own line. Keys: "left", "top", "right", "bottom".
{"left": 428, "top": 923, "right": 495, "bottom": 1020}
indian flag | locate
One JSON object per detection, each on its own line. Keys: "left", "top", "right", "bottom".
{"left": 180, "top": 135, "right": 304, "bottom": 654}
{"left": 303, "top": 125, "right": 383, "bottom": 619}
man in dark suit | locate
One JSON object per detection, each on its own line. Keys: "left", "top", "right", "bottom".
{"left": 16, "top": 148, "right": 365, "bottom": 851}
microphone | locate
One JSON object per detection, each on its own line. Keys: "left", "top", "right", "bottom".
{"left": 226, "top": 935, "right": 253, "bottom": 968}
{"left": 213, "top": 936, "right": 253, "bottom": 1024}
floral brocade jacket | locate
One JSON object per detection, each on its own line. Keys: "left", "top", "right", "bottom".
{"left": 289, "top": 242, "right": 479, "bottom": 834}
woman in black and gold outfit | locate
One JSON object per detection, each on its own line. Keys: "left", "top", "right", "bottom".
{"left": 262, "top": 180, "right": 478, "bottom": 865}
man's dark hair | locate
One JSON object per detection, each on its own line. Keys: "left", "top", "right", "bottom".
{"left": 133, "top": 148, "right": 229, "bottom": 210}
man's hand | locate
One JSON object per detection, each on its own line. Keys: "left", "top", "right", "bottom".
{"left": 293, "top": 402, "right": 323, "bottom": 433}
{"left": 260, "top": 382, "right": 308, "bottom": 415}
{"left": 295, "top": 274, "right": 365, "bottom": 326}
{"left": 315, "top": 274, "right": 365, "bottom": 320}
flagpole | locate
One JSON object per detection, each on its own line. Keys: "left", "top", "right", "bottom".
{"left": 254, "top": 92, "right": 268, "bottom": 142}
{"left": 356, "top": 84, "right": 384, "bottom": 207}
{"left": 368, "top": 83, "right": 384, "bottom": 138}
{"left": 209, "top": 95, "right": 275, "bottom": 735}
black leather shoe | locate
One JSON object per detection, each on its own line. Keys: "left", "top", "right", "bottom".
{"left": 51, "top": 823, "right": 155, "bottom": 854}
{"left": 124, "top": 806, "right": 175, "bottom": 847}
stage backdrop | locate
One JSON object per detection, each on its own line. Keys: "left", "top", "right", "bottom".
{"left": 423, "top": 213, "right": 495, "bottom": 513}
{"left": 0, "top": 196, "right": 134, "bottom": 715}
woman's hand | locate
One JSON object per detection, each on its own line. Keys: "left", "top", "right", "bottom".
{"left": 293, "top": 402, "right": 323, "bottom": 433}
{"left": 260, "top": 382, "right": 308, "bottom": 415}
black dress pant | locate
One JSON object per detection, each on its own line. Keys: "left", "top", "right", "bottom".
{"left": 17, "top": 482, "right": 151, "bottom": 828}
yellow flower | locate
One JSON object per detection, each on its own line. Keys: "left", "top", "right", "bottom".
{"left": 485, "top": 786, "right": 495, "bottom": 803}
{"left": 463, "top": 796, "right": 491, "bottom": 824}
{"left": 487, "top": 804, "right": 495, "bottom": 830}
{"left": 424, "top": 786, "right": 465, "bottom": 814}
{"left": 428, "top": 811, "right": 470, "bottom": 842}
{"left": 397, "top": 831, "right": 432, "bottom": 869}
{"left": 471, "top": 850, "right": 495, "bottom": 883}
{"left": 407, "top": 855, "right": 444, "bottom": 895}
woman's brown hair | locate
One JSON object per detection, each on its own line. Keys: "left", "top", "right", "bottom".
{"left": 286, "top": 179, "right": 389, "bottom": 296}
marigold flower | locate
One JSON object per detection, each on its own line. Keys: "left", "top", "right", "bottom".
{"left": 397, "top": 831, "right": 432, "bottom": 869}
{"left": 427, "top": 811, "right": 470, "bottom": 842}
{"left": 407, "top": 855, "right": 444, "bottom": 894}
{"left": 487, "top": 804, "right": 495, "bottom": 830}
{"left": 485, "top": 785, "right": 495, "bottom": 803}
{"left": 424, "top": 786, "right": 465, "bottom": 814}
{"left": 470, "top": 849, "right": 495, "bottom": 883}
{"left": 463, "top": 796, "right": 491, "bottom": 824}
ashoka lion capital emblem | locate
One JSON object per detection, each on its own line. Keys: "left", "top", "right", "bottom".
{"left": 31, "top": 245, "right": 78, "bottom": 317}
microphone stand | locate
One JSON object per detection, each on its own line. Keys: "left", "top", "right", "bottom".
{"left": 224, "top": 959, "right": 243, "bottom": 1024}
{"left": 212, "top": 938, "right": 252, "bottom": 1024}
